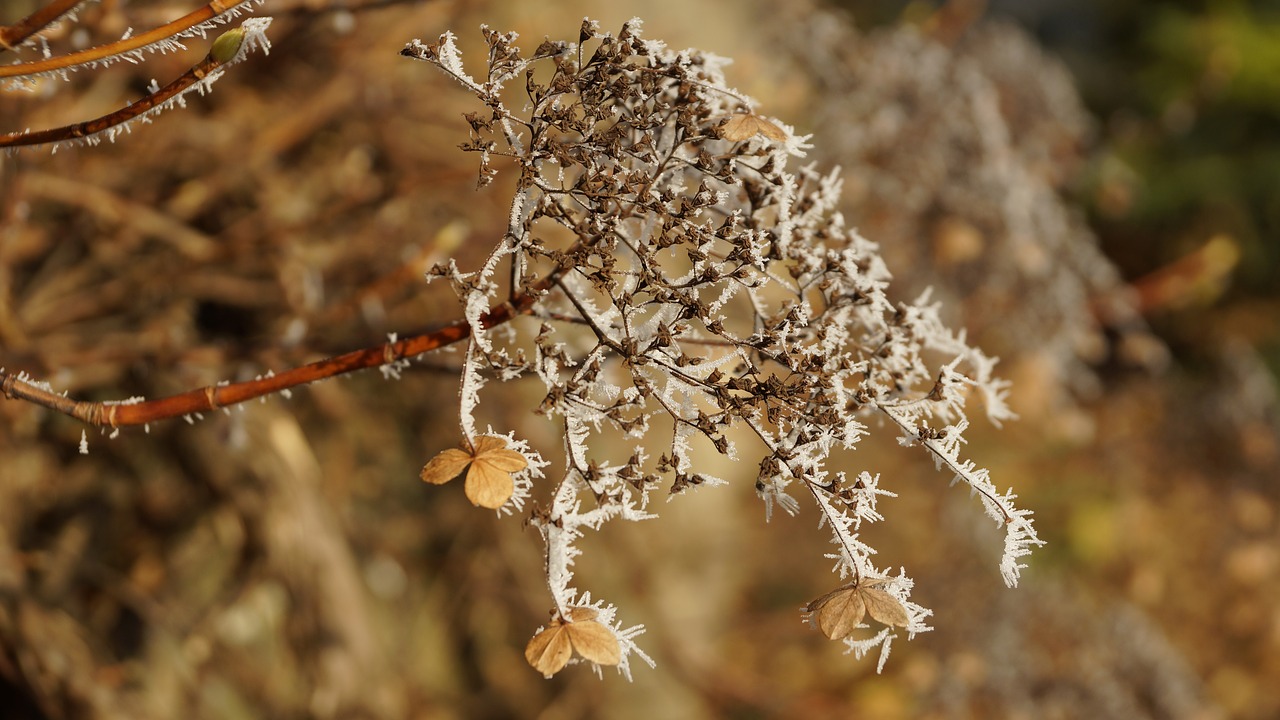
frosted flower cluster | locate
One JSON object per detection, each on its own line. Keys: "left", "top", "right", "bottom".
{"left": 403, "top": 18, "right": 1041, "bottom": 677}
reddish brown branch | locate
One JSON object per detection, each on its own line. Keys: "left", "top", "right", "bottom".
{"left": 1, "top": 54, "right": 222, "bottom": 148}
{"left": 2, "top": 284, "right": 547, "bottom": 428}
{"left": 0, "top": 0, "right": 251, "bottom": 79}
{"left": 0, "top": 0, "right": 84, "bottom": 53}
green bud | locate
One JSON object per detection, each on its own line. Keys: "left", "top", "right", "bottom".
{"left": 210, "top": 27, "right": 245, "bottom": 64}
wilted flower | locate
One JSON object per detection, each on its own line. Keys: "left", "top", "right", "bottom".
{"left": 420, "top": 435, "right": 528, "bottom": 509}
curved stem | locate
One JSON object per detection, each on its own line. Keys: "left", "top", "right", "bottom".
{"left": 0, "top": 0, "right": 85, "bottom": 53}
{"left": 2, "top": 279, "right": 552, "bottom": 428}
{"left": 1, "top": 53, "right": 221, "bottom": 148}
{"left": 0, "top": 0, "right": 253, "bottom": 79}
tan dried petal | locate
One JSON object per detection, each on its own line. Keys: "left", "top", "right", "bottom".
{"left": 860, "top": 586, "right": 909, "bottom": 627}
{"left": 564, "top": 606, "right": 599, "bottom": 622}
{"left": 808, "top": 586, "right": 865, "bottom": 640}
{"left": 464, "top": 460, "right": 516, "bottom": 509}
{"left": 524, "top": 607, "right": 621, "bottom": 677}
{"left": 473, "top": 436, "right": 529, "bottom": 473}
{"left": 422, "top": 436, "right": 528, "bottom": 508}
{"left": 806, "top": 581, "right": 910, "bottom": 640}
{"left": 419, "top": 448, "right": 473, "bottom": 485}
{"left": 720, "top": 113, "right": 787, "bottom": 142}
{"left": 525, "top": 625, "right": 572, "bottom": 678}
{"left": 565, "top": 620, "right": 621, "bottom": 666}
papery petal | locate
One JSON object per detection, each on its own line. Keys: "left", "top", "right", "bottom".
{"left": 420, "top": 448, "right": 473, "bottom": 485}
{"left": 861, "top": 587, "right": 909, "bottom": 627}
{"left": 471, "top": 435, "right": 510, "bottom": 455}
{"left": 525, "top": 626, "right": 572, "bottom": 678}
{"left": 814, "top": 588, "right": 865, "bottom": 640}
{"left": 465, "top": 461, "right": 515, "bottom": 508}
{"left": 478, "top": 449, "right": 528, "bottom": 473}
{"left": 566, "top": 620, "right": 621, "bottom": 666}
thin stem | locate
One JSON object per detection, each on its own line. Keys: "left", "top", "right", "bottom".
{"left": 0, "top": 0, "right": 253, "bottom": 79}
{"left": 2, "top": 53, "right": 221, "bottom": 148}
{"left": 1, "top": 280, "right": 552, "bottom": 428}
{"left": 0, "top": 0, "right": 85, "bottom": 53}
{"left": 878, "top": 405, "right": 1013, "bottom": 523}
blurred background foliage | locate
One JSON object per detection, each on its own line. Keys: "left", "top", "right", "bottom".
{"left": 1, "top": 1, "right": 1277, "bottom": 719}
{"left": 843, "top": 0, "right": 1280, "bottom": 368}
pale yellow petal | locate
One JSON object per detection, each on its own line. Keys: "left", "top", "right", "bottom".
{"left": 419, "top": 448, "right": 473, "bottom": 485}
{"left": 464, "top": 461, "right": 515, "bottom": 509}
{"left": 860, "top": 586, "right": 909, "bottom": 627}
{"left": 566, "top": 620, "right": 621, "bottom": 666}
{"left": 525, "top": 625, "right": 572, "bottom": 678}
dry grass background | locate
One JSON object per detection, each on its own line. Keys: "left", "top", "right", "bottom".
{"left": 1, "top": 1, "right": 1277, "bottom": 718}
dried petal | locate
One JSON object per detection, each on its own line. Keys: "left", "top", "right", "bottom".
{"left": 805, "top": 581, "right": 910, "bottom": 640}
{"left": 860, "top": 586, "right": 909, "bottom": 627}
{"left": 421, "top": 436, "right": 528, "bottom": 508}
{"left": 720, "top": 113, "right": 787, "bottom": 142}
{"left": 565, "top": 606, "right": 600, "bottom": 622}
{"left": 565, "top": 620, "right": 621, "bottom": 666}
{"left": 525, "top": 625, "right": 572, "bottom": 678}
{"left": 808, "top": 585, "right": 865, "bottom": 640}
{"left": 473, "top": 436, "right": 529, "bottom": 473}
{"left": 524, "top": 607, "right": 621, "bottom": 677}
{"left": 419, "top": 448, "right": 473, "bottom": 485}
{"left": 464, "top": 460, "right": 516, "bottom": 509}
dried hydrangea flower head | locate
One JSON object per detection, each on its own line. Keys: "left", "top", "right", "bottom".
{"left": 401, "top": 17, "right": 1041, "bottom": 677}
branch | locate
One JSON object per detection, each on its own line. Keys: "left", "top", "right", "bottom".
{"left": 2, "top": 280, "right": 551, "bottom": 428}
{"left": 0, "top": 0, "right": 257, "bottom": 80}
{"left": 1, "top": 18, "right": 270, "bottom": 149}
{"left": 0, "top": 0, "right": 84, "bottom": 53}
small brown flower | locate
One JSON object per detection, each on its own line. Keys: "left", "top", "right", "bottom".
{"left": 719, "top": 112, "right": 787, "bottom": 142}
{"left": 420, "top": 435, "right": 528, "bottom": 509}
{"left": 524, "top": 607, "right": 622, "bottom": 678}
{"left": 804, "top": 579, "right": 909, "bottom": 640}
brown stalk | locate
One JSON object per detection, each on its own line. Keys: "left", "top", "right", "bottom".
{"left": 2, "top": 278, "right": 553, "bottom": 428}
{"left": 1, "top": 51, "right": 225, "bottom": 148}
{"left": 0, "top": 0, "right": 84, "bottom": 52}
{"left": 0, "top": 0, "right": 251, "bottom": 79}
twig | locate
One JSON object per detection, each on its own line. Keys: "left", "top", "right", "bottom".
{"left": 0, "top": 0, "right": 85, "bottom": 53}
{"left": 2, "top": 279, "right": 552, "bottom": 428}
{"left": 0, "top": 0, "right": 256, "bottom": 79}
{"left": 2, "top": 16, "right": 273, "bottom": 150}
{"left": 3, "top": 50, "right": 229, "bottom": 148}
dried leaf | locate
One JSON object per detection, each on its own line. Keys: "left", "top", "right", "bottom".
{"left": 419, "top": 436, "right": 529, "bottom": 509}
{"left": 524, "top": 607, "right": 621, "bottom": 677}
{"left": 720, "top": 113, "right": 787, "bottom": 142}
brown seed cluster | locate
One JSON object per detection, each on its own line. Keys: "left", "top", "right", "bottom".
{"left": 404, "top": 18, "right": 1037, "bottom": 677}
